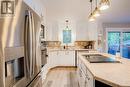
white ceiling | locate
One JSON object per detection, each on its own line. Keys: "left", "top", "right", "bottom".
{"left": 43, "top": 0, "right": 130, "bottom": 23}
{"left": 98, "top": 0, "right": 130, "bottom": 23}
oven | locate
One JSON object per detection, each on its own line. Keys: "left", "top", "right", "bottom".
{"left": 41, "top": 41, "right": 47, "bottom": 68}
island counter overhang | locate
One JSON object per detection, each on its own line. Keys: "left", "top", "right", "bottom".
{"left": 78, "top": 52, "right": 130, "bottom": 87}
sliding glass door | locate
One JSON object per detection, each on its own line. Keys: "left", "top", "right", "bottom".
{"left": 107, "top": 30, "right": 130, "bottom": 59}
{"left": 122, "top": 32, "right": 130, "bottom": 59}
{"left": 108, "top": 32, "right": 120, "bottom": 55}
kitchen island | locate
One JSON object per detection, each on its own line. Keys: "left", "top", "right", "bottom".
{"left": 78, "top": 52, "right": 130, "bottom": 87}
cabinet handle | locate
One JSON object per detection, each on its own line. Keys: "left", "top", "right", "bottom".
{"left": 86, "top": 75, "right": 90, "bottom": 80}
{"left": 79, "top": 70, "right": 82, "bottom": 77}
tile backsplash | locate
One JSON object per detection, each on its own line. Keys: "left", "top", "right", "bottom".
{"left": 46, "top": 41, "right": 61, "bottom": 47}
{"left": 46, "top": 41, "right": 95, "bottom": 49}
{"left": 74, "top": 41, "right": 95, "bottom": 49}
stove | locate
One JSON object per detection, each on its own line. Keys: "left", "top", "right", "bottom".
{"left": 84, "top": 54, "right": 120, "bottom": 63}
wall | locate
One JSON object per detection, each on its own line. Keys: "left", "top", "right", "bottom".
{"left": 44, "top": 0, "right": 90, "bottom": 44}
{"left": 101, "top": 23, "right": 130, "bottom": 52}
{"left": 87, "top": 21, "right": 98, "bottom": 49}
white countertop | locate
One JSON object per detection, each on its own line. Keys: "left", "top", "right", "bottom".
{"left": 78, "top": 52, "right": 130, "bottom": 87}
{"left": 47, "top": 47, "right": 96, "bottom": 52}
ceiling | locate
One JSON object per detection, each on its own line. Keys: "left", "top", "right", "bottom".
{"left": 43, "top": 0, "right": 130, "bottom": 23}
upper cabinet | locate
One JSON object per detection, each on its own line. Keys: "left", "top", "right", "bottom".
{"left": 23, "top": 0, "right": 44, "bottom": 17}
{"left": 76, "top": 24, "right": 89, "bottom": 41}
{"left": 88, "top": 22, "right": 98, "bottom": 41}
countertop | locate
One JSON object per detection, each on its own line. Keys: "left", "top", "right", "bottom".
{"left": 78, "top": 52, "right": 130, "bottom": 87}
{"left": 46, "top": 47, "right": 97, "bottom": 52}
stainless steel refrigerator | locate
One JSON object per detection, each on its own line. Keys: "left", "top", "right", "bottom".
{"left": 0, "top": 1, "right": 42, "bottom": 87}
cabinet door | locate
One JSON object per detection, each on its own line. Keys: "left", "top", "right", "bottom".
{"left": 86, "top": 69, "right": 94, "bottom": 87}
{"left": 41, "top": 64, "right": 49, "bottom": 81}
{"left": 77, "top": 68, "right": 86, "bottom": 87}
{"left": 78, "top": 58, "right": 94, "bottom": 87}
{"left": 76, "top": 22, "right": 89, "bottom": 41}
{"left": 48, "top": 51, "right": 58, "bottom": 68}
{"left": 58, "top": 51, "right": 75, "bottom": 66}
{"left": 88, "top": 22, "right": 98, "bottom": 41}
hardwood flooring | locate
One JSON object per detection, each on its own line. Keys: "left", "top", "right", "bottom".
{"left": 42, "top": 68, "right": 79, "bottom": 87}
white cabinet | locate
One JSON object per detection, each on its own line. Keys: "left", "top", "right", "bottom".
{"left": 48, "top": 50, "right": 75, "bottom": 69}
{"left": 41, "top": 50, "right": 75, "bottom": 83}
{"left": 41, "top": 64, "right": 49, "bottom": 81}
{"left": 58, "top": 51, "right": 75, "bottom": 66}
{"left": 88, "top": 22, "right": 98, "bottom": 41}
{"left": 48, "top": 51, "right": 58, "bottom": 68}
{"left": 77, "top": 58, "right": 94, "bottom": 87}
{"left": 46, "top": 21, "right": 59, "bottom": 41}
{"left": 76, "top": 22, "right": 89, "bottom": 41}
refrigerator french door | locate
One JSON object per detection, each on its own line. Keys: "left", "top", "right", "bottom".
{"left": 24, "top": 9, "right": 42, "bottom": 87}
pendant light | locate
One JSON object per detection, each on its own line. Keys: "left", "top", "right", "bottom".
{"left": 93, "top": 0, "right": 100, "bottom": 17}
{"left": 99, "top": 0, "right": 110, "bottom": 10}
{"left": 89, "top": 0, "right": 95, "bottom": 21}
{"left": 65, "top": 20, "right": 69, "bottom": 30}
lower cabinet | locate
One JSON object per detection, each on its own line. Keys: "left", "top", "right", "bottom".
{"left": 58, "top": 50, "right": 75, "bottom": 66}
{"left": 77, "top": 58, "right": 112, "bottom": 87}
{"left": 41, "top": 50, "right": 75, "bottom": 83}
{"left": 48, "top": 50, "right": 75, "bottom": 69}
{"left": 77, "top": 58, "right": 94, "bottom": 87}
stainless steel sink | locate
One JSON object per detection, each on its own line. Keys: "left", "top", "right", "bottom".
{"left": 84, "top": 54, "right": 120, "bottom": 63}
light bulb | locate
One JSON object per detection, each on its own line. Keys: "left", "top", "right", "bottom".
{"left": 89, "top": 14, "right": 95, "bottom": 21}
{"left": 99, "top": 5, "right": 109, "bottom": 10}
{"left": 99, "top": 0, "right": 110, "bottom": 10}
{"left": 93, "top": 7, "right": 100, "bottom": 17}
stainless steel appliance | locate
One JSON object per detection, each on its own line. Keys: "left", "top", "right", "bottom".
{"left": 40, "top": 25, "right": 45, "bottom": 41}
{"left": 39, "top": 24, "right": 47, "bottom": 68}
{"left": 24, "top": 9, "right": 42, "bottom": 87}
{"left": 5, "top": 56, "right": 25, "bottom": 87}
{"left": 84, "top": 54, "right": 120, "bottom": 63}
{"left": 0, "top": 1, "right": 42, "bottom": 87}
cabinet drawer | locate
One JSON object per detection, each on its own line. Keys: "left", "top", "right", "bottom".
{"left": 77, "top": 68, "right": 87, "bottom": 87}
{"left": 78, "top": 59, "right": 87, "bottom": 75}
{"left": 87, "top": 69, "right": 94, "bottom": 87}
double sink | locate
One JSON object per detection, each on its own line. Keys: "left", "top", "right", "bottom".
{"left": 84, "top": 54, "right": 120, "bottom": 63}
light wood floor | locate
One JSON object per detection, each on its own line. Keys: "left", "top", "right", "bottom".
{"left": 42, "top": 68, "right": 79, "bottom": 87}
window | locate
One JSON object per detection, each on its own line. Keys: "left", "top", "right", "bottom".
{"left": 108, "top": 32, "right": 120, "bottom": 55}
{"left": 107, "top": 29, "right": 130, "bottom": 59}
{"left": 122, "top": 32, "right": 130, "bottom": 59}
{"left": 63, "top": 30, "right": 71, "bottom": 44}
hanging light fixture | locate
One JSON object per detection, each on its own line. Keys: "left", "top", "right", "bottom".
{"left": 89, "top": 0, "right": 95, "bottom": 21}
{"left": 93, "top": 0, "right": 100, "bottom": 17}
{"left": 89, "top": 13, "right": 95, "bottom": 21}
{"left": 99, "top": 0, "right": 110, "bottom": 10}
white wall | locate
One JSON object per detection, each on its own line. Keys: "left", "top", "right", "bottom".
{"left": 44, "top": 0, "right": 90, "bottom": 44}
